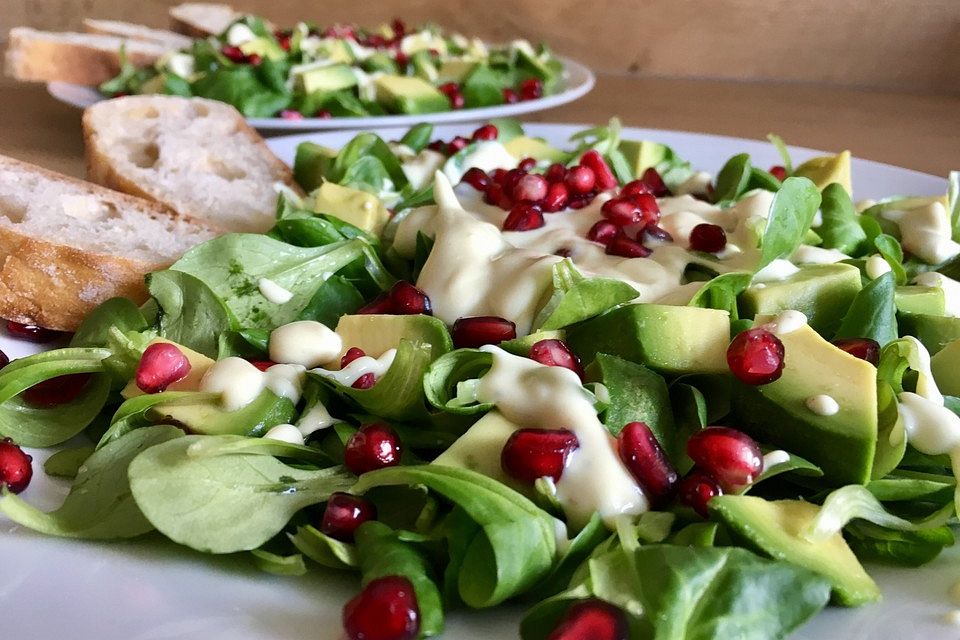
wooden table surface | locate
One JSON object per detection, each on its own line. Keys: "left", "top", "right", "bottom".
{"left": 1, "top": 74, "right": 957, "bottom": 179}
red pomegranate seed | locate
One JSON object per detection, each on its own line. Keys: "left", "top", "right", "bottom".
{"left": 0, "top": 349, "right": 8, "bottom": 369}
{"left": 687, "top": 427, "right": 763, "bottom": 492}
{"left": 617, "top": 421, "right": 678, "bottom": 508}
{"left": 546, "top": 599, "right": 629, "bottom": 640}
{"left": 358, "top": 293, "right": 395, "bottom": 315}
{"left": 248, "top": 360, "right": 275, "bottom": 372}
{"left": 579, "top": 150, "right": 618, "bottom": 190}
{"left": 542, "top": 182, "right": 570, "bottom": 212}
{"left": 689, "top": 223, "right": 727, "bottom": 253}
{"left": 341, "top": 347, "right": 366, "bottom": 368}
{"left": 678, "top": 469, "right": 723, "bottom": 517}
{"left": 529, "top": 339, "right": 584, "bottom": 380}
{"left": 343, "top": 575, "right": 420, "bottom": 640}
{"left": 631, "top": 192, "right": 661, "bottom": 227}
{"left": 6, "top": 321, "right": 61, "bottom": 343}
{"left": 587, "top": 220, "right": 621, "bottom": 245}
{"left": 518, "top": 157, "right": 537, "bottom": 172}
{"left": 645, "top": 224, "right": 674, "bottom": 242}
{"left": 520, "top": 77, "right": 544, "bottom": 101}
{"left": 439, "top": 83, "right": 464, "bottom": 110}
{"left": 447, "top": 136, "right": 469, "bottom": 154}
{"left": 324, "top": 24, "right": 357, "bottom": 40}
{"left": 394, "top": 51, "right": 409, "bottom": 67}
{"left": 427, "top": 140, "right": 446, "bottom": 153}
{"left": 621, "top": 179, "right": 653, "bottom": 197}
{"left": 769, "top": 165, "right": 788, "bottom": 181}
{"left": 642, "top": 167, "right": 671, "bottom": 197}
{"left": 22, "top": 374, "right": 91, "bottom": 407}
{"left": 491, "top": 168, "right": 509, "bottom": 184}
{"left": 0, "top": 438, "right": 32, "bottom": 494}
{"left": 221, "top": 45, "right": 246, "bottom": 62}
{"left": 135, "top": 343, "right": 191, "bottom": 394}
{"left": 344, "top": 423, "right": 402, "bottom": 474}
{"left": 315, "top": 109, "right": 333, "bottom": 119}
{"left": 833, "top": 337, "right": 881, "bottom": 366}
{"left": 545, "top": 163, "right": 567, "bottom": 183}
{"left": 362, "top": 34, "right": 388, "bottom": 48}
{"left": 605, "top": 235, "right": 651, "bottom": 258}
{"left": 351, "top": 372, "right": 377, "bottom": 389}
{"left": 601, "top": 197, "right": 641, "bottom": 226}
{"left": 472, "top": 124, "right": 498, "bottom": 141}
{"left": 726, "top": 328, "right": 785, "bottom": 385}
{"left": 568, "top": 193, "right": 595, "bottom": 209}
{"left": 274, "top": 30, "right": 292, "bottom": 50}
{"left": 503, "top": 202, "right": 545, "bottom": 231}
{"left": 451, "top": 316, "right": 516, "bottom": 348}
{"left": 486, "top": 183, "right": 514, "bottom": 210}
{"left": 391, "top": 18, "right": 408, "bottom": 38}
{"left": 502, "top": 168, "right": 525, "bottom": 193}
{"left": 513, "top": 174, "right": 548, "bottom": 202}
{"left": 501, "top": 428, "right": 579, "bottom": 483}
{"left": 502, "top": 88, "right": 520, "bottom": 104}
{"left": 564, "top": 165, "right": 596, "bottom": 194}
{"left": 461, "top": 167, "right": 491, "bottom": 191}
{"left": 389, "top": 281, "right": 432, "bottom": 315}
{"left": 246, "top": 53, "right": 262, "bottom": 66}
{"left": 320, "top": 492, "right": 377, "bottom": 542}
{"left": 280, "top": 109, "right": 304, "bottom": 120}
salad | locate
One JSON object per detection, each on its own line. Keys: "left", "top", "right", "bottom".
{"left": 1, "top": 118, "right": 960, "bottom": 640}
{"left": 100, "top": 15, "right": 565, "bottom": 119}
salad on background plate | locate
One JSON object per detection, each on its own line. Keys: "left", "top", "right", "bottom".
{"left": 2, "top": 118, "right": 960, "bottom": 640}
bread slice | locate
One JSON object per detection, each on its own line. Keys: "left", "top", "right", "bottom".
{"left": 0, "top": 155, "right": 216, "bottom": 331}
{"left": 83, "top": 19, "right": 193, "bottom": 51}
{"left": 4, "top": 27, "right": 169, "bottom": 85}
{"left": 169, "top": 3, "right": 240, "bottom": 38}
{"left": 84, "top": 95, "right": 302, "bottom": 233}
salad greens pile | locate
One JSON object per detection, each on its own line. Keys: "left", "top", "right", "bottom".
{"left": 101, "top": 15, "right": 564, "bottom": 118}
{"left": 3, "top": 118, "right": 960, "bottom": 640}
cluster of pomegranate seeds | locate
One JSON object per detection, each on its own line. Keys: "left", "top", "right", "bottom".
{"left": 438, "top": 82, "right": 465, "bottom": 110}
{"left": 451, "top": 316, "right": 516, "bottom": 348}
{"left": 501, "top": 428, "right": 580, "bottom": 483}
{"left": 529, "top": 339, "right": 584, "bottom": 380}
{"left": 584, "top": 170, "right": 672, "bottom": 257}
{"left": 135, "top": 343, "right": 191, "bottom": 394}
{"left": 341, "top": 347, "right": 367, "bottom": 368}
{"left": 726, "top": 328, "right": 786, "bottom": 385}
{"left": 546, "top": 599, "right": 629, "bottom": 640}
{"left": 679, "top": 427, "right": 763, "bottom": 516}
{"left": 503, "top": 202, "right": 545, "bottom": 231}
{"left": 320, "top": 492, "right": 377, "bottom": 542}
{"left": 641, "top": 167, "right": 671, "bottom": 197}
{"left": 358, "top": 281, "right": 432, "bottom": 316}
{"left": 22, "top": 374, "right": 91, "bottom": 408}
{"left": 688, "top": 223, "right": 727, "bottom": 253}
{"left": 0, "top": 438, "right": 32, "bottom": 494}
{"left": 427, "top": 123, "right": 498, "bottom": 157}
{"left": 832, "top": 337, "right": 880, "bottom": 366}
{"left": 351, "top": 372, "right": 377, "bottom": 389}
{"left": 344, "top": 423, "right": 403, "bottom": 475}
{"left": 769, "top": 165, "right": 788, "bottom": 181}
{"left": 677, "top": 470, "right": 723, "bottom": 518}
{"left": 6, "top": 320, "right": 61, "bottom": 343}
{"left": 220, "top": 45, "right": 261, "bottom": 65}
{"left": 520, "top": 78, "right": 544, "bottom": 101}
{"left": 616, "top": 422, "right": 678, "bottom": 508}
{"left": 343, "top": 575, "right": 420, "bottom": 640}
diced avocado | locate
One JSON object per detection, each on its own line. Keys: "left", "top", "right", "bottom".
{"left": 410, "top": 50, "right": 439, "bottom": 83}
{"left": 931, "top": 338, "right": 960, "bottom": 396}
{"left": 300, "top": 64, "right": 358, "bottom": 95}
{"left": 898, "top": 313, "right": 960, "bottom": 355}
{"left": 239, "top": 36, "right": 285, "bottom": 60}
{"left": 374, "top": 75, "right": 449, "bottom": 115}
{"left": 318, "top": 39, "right": 355, "bottom": 64}
{"left": 294, "top": 142, "right": 339, "bottom": 193}
{"left": 738, "top": 263, "right": 862, "bottom": 335}
{"left": 499, "top": 330, "right": 565, "bottom": 356}
{"left": 731, "top": 322, "right": 877, "bottom": 485}
{"left": 432, "top": 410, "right": 520, "bottom": 489}
{"left": 361, "top": 53, "right": 399, "bottom": 75}
{"left": 895, "top": 285, "right": 946, "bottom": 316}
{"left": 334, "top": 314, "right": 452, "bottom": 362}
{"left": 121, "top": 338, "right": 214, "bottom": 399}
{"left": 312, "top": 181, "right": 390, "bottom": 235}
{"left": 151, "top": 389, "right": 295, "bottom": 437}
{"left": 710, "top": 495, "right": 880, "bottom": 606}
{"left": 437, "top": 59, "right": 477, "bottom": 84}
{"left": 503, "top": 136, "right": 567, "bottom": 163}
{"left": 793, "top": 151, "right": 852, "bottom": 194}
{"left": 619, "top": 140, "right": 669, "bottom": 178}
{"left": 565, "top": 304, "right": 730, "bottom": 375}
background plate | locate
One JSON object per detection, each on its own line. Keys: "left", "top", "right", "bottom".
{"left": 1, "top": 123, "right": 956, "bottom": 640}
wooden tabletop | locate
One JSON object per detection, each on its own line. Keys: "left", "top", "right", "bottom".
{"left": 1, "top": 74, "right": 957, "bottom": 179}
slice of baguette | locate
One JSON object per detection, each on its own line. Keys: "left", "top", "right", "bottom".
{"left": 83, "top": 19, "right": 193, "bottom": 51}
{"left": 84, "top": 96, "right": 302, "bottom": 234}
{"left": 169, "top": 3, "right": 240, "bottom": 38}
{"left": 0, "top": 155, "right": 216, "bottom": 331}
{"left": 4, "top": 27, "right": 169, "bottom": 86}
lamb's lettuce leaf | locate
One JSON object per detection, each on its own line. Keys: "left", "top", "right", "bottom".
{"left": 534, "top": 260, "right": 638, "bottom": 331}
{"left": 756, "top": 177, "right": 822, "bottom": 271}
{"left": 832, "top": 271, "right": 898, "bottom": 346}
{"left": 818, "top": 183, "right": 868, "bottom": 255}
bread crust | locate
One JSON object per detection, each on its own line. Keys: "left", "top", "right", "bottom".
{"left": 82, "top": 19, "right": 193, "bottom": 50}
{"left": 169, "top": 3, "right": 238, "bottom": 38}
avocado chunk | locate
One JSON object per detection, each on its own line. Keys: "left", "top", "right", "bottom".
{"left": 618, "top": 140, "right": 669, "bottom": 178}
{"left": 410, "top": 50, "right": 438, "bottom": 83}
{"left": 897, "top": 313, "right": 960, "bottom": 355}
{"left": 374, "top": 75, "right": 449, "bottom": 114}
{"left": 710, "top": 495, "right": 880, "bottom": 606}
{"left": 334, "top": 313, "right": 452, "bottom": 361}
{"left": 432, "top": 410, "right": 521, "bottom": 490}
{"left": 731, "top": 322, "right": 877, "bottom": 485}
{"left": 793, "top": 151, "right": 852, "bottom": 194}
{"left": 299, "top": 64, "right": 358, "bottom": 95}
{"left": 895, "top": 285, "right": 946, "bottom": 316}
{"left": 738, "top": 263, "right": 862, "bottom": 335}
{"left": 503, "top": 136, "right": 567, "bottom": 163}
{"left": 239, "top": 36, "right": 285, "bottom": 60}
{"left": 499, "top": 330, "right": 565, "bottom": 356}
{"left": 361, "top": 53, "right": 398, "bottom": 75}
{"left": 312, "top": 181, "right": 390, "bottom": 235}
{"left": 565, "top": 304, "right": 730, "bottom": 375}
{"left": 121, "top": 338, "right": 214, "bottom": 399}
{"left": 931, "top": 338, "right": 960, "bottom": 395}
{"left": 437, "top": 59, "right": 477, "bottom": 84}
{"left": 151, "top": 389, "right": 295, "bottom": 437}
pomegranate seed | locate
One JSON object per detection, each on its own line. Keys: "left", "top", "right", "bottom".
{"left": 520, "top": 77, "right": 544, "bottom": 101}
{"left": 518, "top": 157, "right": 537, "bottom": 172}
{"left": 503, "top": 202, "right": 545, "bottom": 231}
{"left": 0, "top": 349, "right": 8, "bottom": 369}
{"left": 221, "top": 45, "right": 246, "bottom": 62}
{"left": 451, "top": 316, "right": 516, "bottom": 348}
{"left": 568, "top": 194, "right": 595, "bottom": 209}
{"left": 450, "top": 91, "right": 466, "bottom": 110}
{"left": 617, "top": 422, "right": 678, "bottom": 508}
{"left": 678, "top": 469, "right": 723, "bottom": 517}
{"left": 358, "top": 293, "right": 395, "bottom": 315}
{"left": 687, "top": 427, "right": 763, "bottom": 492}
{"left": 542, "top": 182, "right": 570, "bottom": 212}
{"left": 320, "top": 492, "right": 377, "bottom": 542}
{"left": 645, "top": 224, "right": 674, "bottom": 242}
{"left": 502, "top": 88, "right": 520, "bottom": 104}
{"left": 472, "top": 124, "right": 498, "bottom": 141}
{"left": 427, "top": 140, "right": 446, "bottom": 153}
{"left": 343, "top": 575, "right": 420, "bottom": 640}
{"left": 351, "top": 372, "right": 377, "bottom": 389}
{"left": 579, "top": 150, "right": 618, "bottom": 190}
{"left": 447, "top": 136, "right": 469, "bottom": 154}
{"left": 491, "top": 168, "right": 509, "bottom": 184}
{"left": 726, "top": 328, "right": 785, "bottom": 385}
{"left": 461, "top": 167, "right": 491, "bottom": 191}
{"left": 642, "top": 167, "right": 671, "bottom": 197}
{"left": 0, "top": 438, "right": 32, "bottom": 494}
{"left": 389, "top": 281, "right": 432, "bottom": 315}
{"left": 769, "top": 165, "right": 788, "bottom": 181}
{"left": 605, "top": 235, "right": 651, "bottom": 258}
{"left": 545, "top": 163, "right": 567, "bottom": 183}
{"left": 564, "top": 165, "right": 596, "bottom": 194}
{"left": 501, "top": 428, "right": 579, "bottom": 483}
{"left": 315, "top": 109, "right": 333, "bottom": 119}
{"left": 324, "top": 24, "right": 356, "bottom": 40}
{"left": 280, "top": 109, "right": 304, "bottom": 120}
{"left": 394, "top": 51, "right": 409, "bottom": 68}
{"left": 344, "top": 423, "right": 402, "bottom": 474}
{"left": 439, "top": 83, "right": 464, "bottom": 110}
{"left": 546, "top": 599, "right": 629, "bottom": 640}
{"left": 513, "top": 174, "right": 548, "bottom": 202}
{"left": 484, "top": 182, "right": 513, "bottom": 210}
{"left": 689, "top": 223, "right": 727, "bottom": 253}
{"left": 341, "top": 347, "right": 366, "bottom": 368}
{"left": 276, "top": 32, "right": 291, "bottom": 51}
{"left": 391, "top": 18, "right": 408, "bottom": 38}
{"left": 631, "top": 192, "right": 661, "bottom": 227}
{"left": 555, "top": 247, "right": 574, "bottom": 258}
{"left": 833, "top": 338, "right": 881, "bottom": 366}
{"left": 246, "top": 53, "right": 262, "bottom": 66}
{"left": 601, "top": 197, "right": 641, "bottom": 226}
{"left": 621, "top": 179, "right": 653, "bottom": 197}
{"left": 5, "top": 321, "right": 60, "bottom": 343}
{"left": 248, "top": 360, "right": 274, "bottom": 372}
{"left": 135, "top": 343, "right": 191, "bottom": 394}
{"left": 529, "top": 339, "right": 584, "bottom": 380}
{"left": 587, "top": 220, "right": 621, "bottom": 245}
{"left": 22, "top": 374, "right": 91, "bottom": 407}
{"left": 502, "top": 168, "right": 525, "bottom": 193}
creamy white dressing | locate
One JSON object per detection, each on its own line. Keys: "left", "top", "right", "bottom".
{"left": 762, "top": 449, "right": 790, "bottom": 469}
{"left": 225, "top": 23, "right": 257, "bottom": 46}
{"left": 763, "top": 310, "right": 808, "bottom": 336}
{"left": 753, "top": 259, "right": 801, "bottom": 283}
{"left": 791, "top": 245, "right": 849, "bottom": 265}
{"left": 443, "top": 141, "right": 519, "bottom": 184}
{"left": 264, "top": 423, "right": 305, "bottom": 445}
{"left": 882, "top": 201, "right": 960, "bottom": 264}
{"left": 400, "top": 149, "right": 447, "bottom": 191}
{"left": 865, "top": 254, "right": 893, "bottom": 280}
{"left": 165, "top": 52, "right": 195, "bottom": 78}
{"left": 315, "top": 349, "right": 397, "bottom": 386}
{"left": 674, "top": 171, "right": 712, "bottom": 197}
{"left": 297, "top": 401, "right": 341, "bottom": 436}
{"left": 269, "top": 320, "right": 343, "bottom": 368}
{"left": 199, "top": 358, "right": 305, "bottom": 411}
{"left": 914, "top": 271, "right": 960, "bottom": 317}
{"left": 263, "top": 364, "right": 306, "bottom": 403}
{"left": 805, "top": 394, "right": 840, "bottom": 416}
{"left": 399, "top": 30, "right": 447, "bottom": 56}
{"left": 257, "top": 277, "right": 294, "bottom": 304}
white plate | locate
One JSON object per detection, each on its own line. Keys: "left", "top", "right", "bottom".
{"left": 1, "top": 124, "right": 955, "bottom": 640}
{"left": 46, "top": 57, "right": 594, "bottom": 131}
